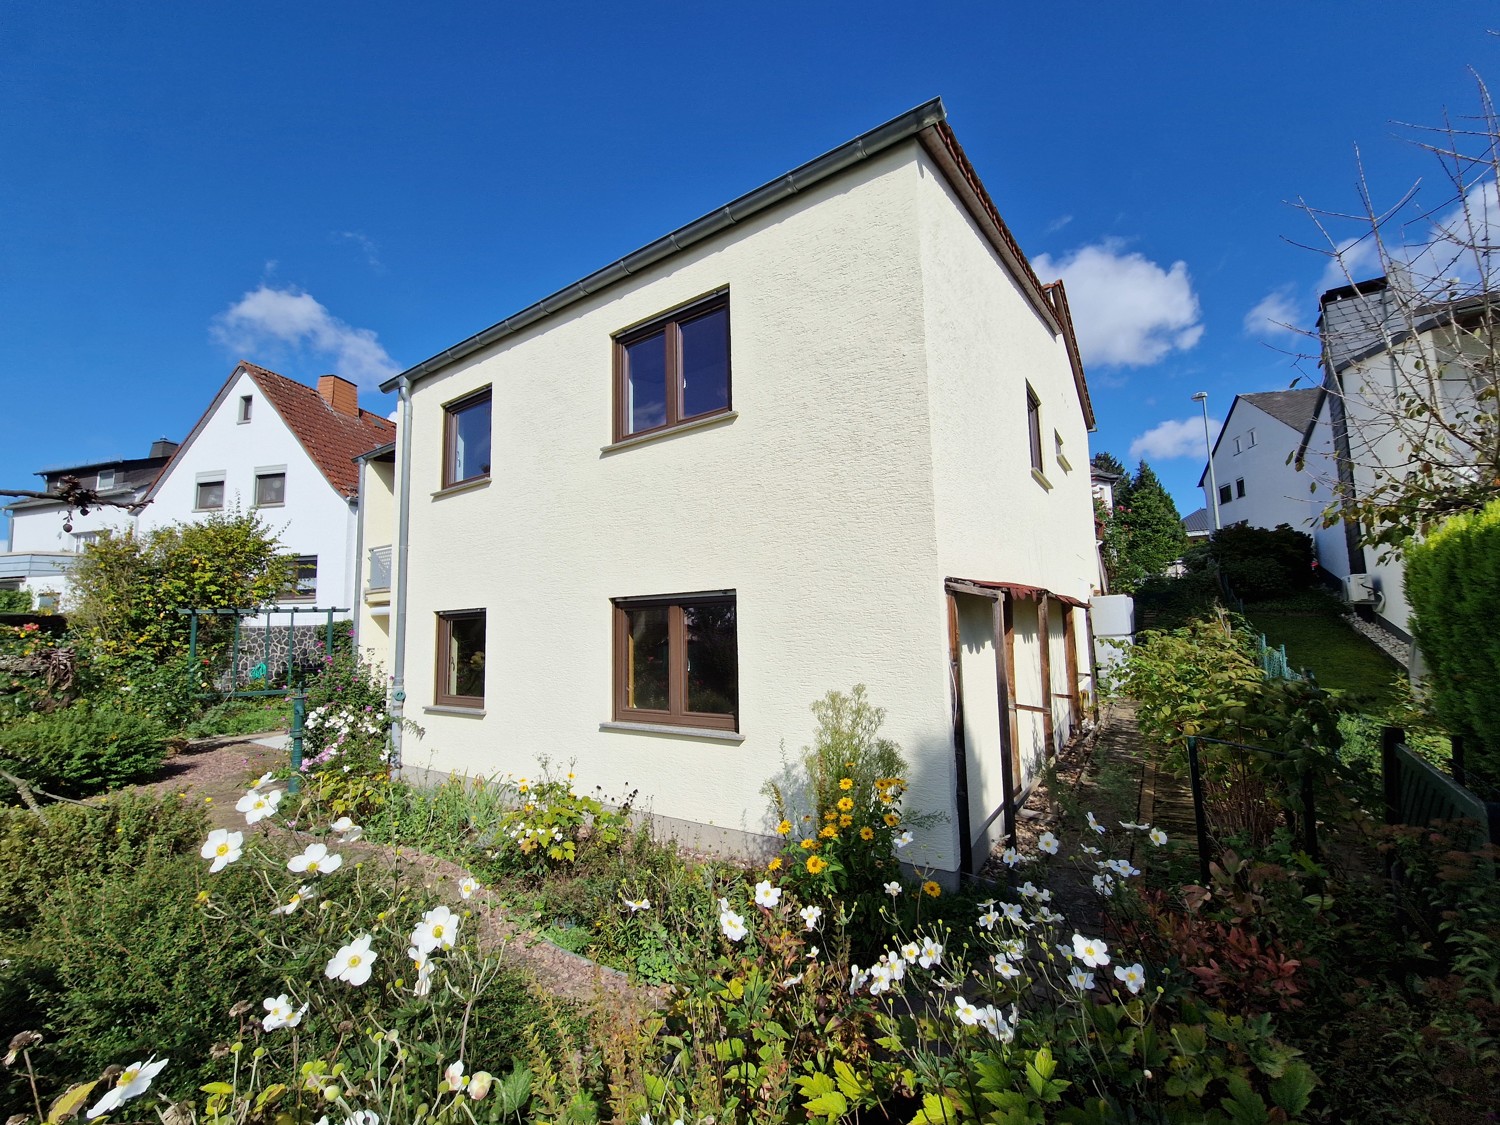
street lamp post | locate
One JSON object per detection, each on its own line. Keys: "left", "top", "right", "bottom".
{"left": 1192, "top": 391, "right": 1222, "bottom": 531}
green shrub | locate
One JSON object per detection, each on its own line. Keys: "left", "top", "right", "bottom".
{"left": 1406, "top": 498, "right": 1500, "bottom": 793}
{"left": 0, "top": 588, "right": 32, "bottom": 613}
{"left": 0, "top": 702, "right": 168, "bottom": 798}
{"left": 1209, "top": 523, "right": 1316, "bottom": 601}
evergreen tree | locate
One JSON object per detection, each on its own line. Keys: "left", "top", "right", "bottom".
{"left": 1093, "top": 456, "right": 1188, "bottom": 593}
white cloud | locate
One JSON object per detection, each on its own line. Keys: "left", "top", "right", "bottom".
{"left": 212, "top": 285, "right": 399, "bottom": 389}
{"left": 1130, "top": 417, "right": 1219, "bottom": 462}
{"left": 1033, "top": 239, "right": 1203, "bottom": 367}
{"left": 1242, "top": 286, "right": 1302, "bottom": 338}
{"left": 1044, "top": 214, "right": 1074, "bottom": 234}
{"left": 336, "top": 231, "right": 385, "bottom": 272}
{"left": 1318, "top": 235, "right": 1383, "bottom": 293}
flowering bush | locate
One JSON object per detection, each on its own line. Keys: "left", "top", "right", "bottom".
{"left": 485, "top": 759, "right": 634, "bottom": 876}
{"left": 300, "top": 649, "right": 398, "bottom": 777}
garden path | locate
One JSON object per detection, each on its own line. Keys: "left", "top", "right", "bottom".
{"left": 132, "top": 733, "right": 669, "bottom": 1012}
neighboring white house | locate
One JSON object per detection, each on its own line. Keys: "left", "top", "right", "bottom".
{"left": 1196, "top": 389, "right": 1327, "bottom": 539}
{"left": 137, "top": 362, "right": 395, "bottom": 618}
{"left": 360, "top": 98, "right": 1101, "bottom": 877}
{"left": 1296, "top": 276, "right": 1495, "bottom": 641}
{"left": 2, "top": 440, "right": 178, "bottom": 607}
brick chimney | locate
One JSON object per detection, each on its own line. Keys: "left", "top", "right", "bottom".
{"left": 318, "top": 375, "right": 359, "bottom": 417}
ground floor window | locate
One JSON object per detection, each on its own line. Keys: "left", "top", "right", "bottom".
{"left": 279, "top": 555, "right": 318, "bottom": 601}
{"left": 613, "top": 592, "right": 737, "bottom": 730}
{"left": 436, "top": 610, "right": 486, "bottom": 707}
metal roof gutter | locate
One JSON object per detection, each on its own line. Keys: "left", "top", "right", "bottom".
{"left": 380, "top": 98, "right": 948, "bottom": 394}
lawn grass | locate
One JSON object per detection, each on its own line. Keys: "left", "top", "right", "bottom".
{"left": 1242, "top": 591, "right": 1403, "bottom": 708}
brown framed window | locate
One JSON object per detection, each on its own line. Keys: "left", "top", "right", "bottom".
{"left": 612, "top": 593, "right": 737, "bottom": 730}
{"left": 436, "top": 610, "right": 486, "bottom": 707}
{"left": 254, "top": 471, "right": 286, "bottom": 507}
{"left": 195, "top": 478, "right": 225, "bottom": 511}
{"left": 279, "top": 555, "right": 318, "bottom": 601}
{"left": 614, "top": 292, "right": 730, "bottom": 441}
{"left": 443, "top": 389, "right": 492, "bottom": 488}
{"left": 1026, "top": 385, "right": 1043, "bottom": 473}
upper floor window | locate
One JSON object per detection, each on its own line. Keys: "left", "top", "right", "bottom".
{"left": 1026, "top": 385, "right": 1043, "bottom": 473}
{"left": 614, "top": 292, "right": 730, "bottom": 441}
{"left": 238, "top": 395, "right": 253, "bottom": 424}
{"left": 1233, "top": 436, "right": 1242, "bottom": 455}
{"left": 443, "top": 389, "right": 492, "bottom": 489}
{"left": 281, "top": 555, "right": 318, "bottom": 601}
{"left": 96, "top": 469, "right": 117, "bottom": 490}
{"left": 196, "top": 476, "right": 225, "bottom": 511}
{"left": 1247, "top": 428, "right": 1257, "bottom": 448}
{"left": 255, "top": 471, "right": 286, "bottom": 507}
{"left": 613, "top": 592, "right": 737, "bottom": 731}
{"left": 1218, "top": 483, "right": 1232, "bottom": 506}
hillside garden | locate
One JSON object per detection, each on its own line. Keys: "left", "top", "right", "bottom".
{"left": 1, "top": 521, "right": 1497, "bottom": 1124}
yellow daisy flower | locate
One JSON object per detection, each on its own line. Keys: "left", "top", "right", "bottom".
{"left": 884, "top": 812, "right": 901, "bottom": 827}
{"left": 776, "top": 820, "right": 792, "bottom": 836}
{"left": 767, "top": 857, "right": 783, "bottom": 871}
{"left": 820, "top": 825, "right": 838, "bottom": 839}
{"left": 800, "top": 838, "right": 817, "bottom": 850}
{"left": 837, "top": 796, "right": 854, "bottom": 812}
{"left": 839, "top": 815, "right": 853, "bottom": 827}
{"left": 922, "top": 880, "right": 941, "bottom": 898}
{"left": 839, "top": 778, "right": 853, "bottom": 790}
{"left": 860, "top": 826, "right": 875, "bottom": 841}
{"left": 806, "top": 855, "right": 828, "bottom": 875}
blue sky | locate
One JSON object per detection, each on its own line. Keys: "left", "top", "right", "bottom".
{"left": 2, "top": 2, "right": 1497, "bottom": 535}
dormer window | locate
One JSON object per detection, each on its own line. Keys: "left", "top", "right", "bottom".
{"left": 96, "top": 469, "right": 117, "bottom": 490}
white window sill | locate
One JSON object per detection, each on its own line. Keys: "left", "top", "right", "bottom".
{"left": 600, "top": 720, "right": 744, "bottom": 743}
{"left": 600, "top": 411, "right": 738, "bottom": 456}
{"left": 424, "top": 704, "right": 486, "bottom": 717}
{"left": 432, "top": 477, "right": 490, "bottom": 500}
{"left": 1031, "top": 467, "right": 1053, "bottom": 492}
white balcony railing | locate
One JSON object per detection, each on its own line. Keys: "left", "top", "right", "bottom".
{"left": 366, "top": 545, "right": 392, "bottom": 593}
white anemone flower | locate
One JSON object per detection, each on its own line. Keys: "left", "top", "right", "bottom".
{"left": 994, "top": 957, "right": 1021, "bottom": 980}
{"left": 719, "top": 909, "right": 748, "bottom": 942}
{"left": 977, "top": 908, "right": 1000, "bottom": 930}
{"left": 409, "top": 947, "right": 435, "bottom": 996}
{"left": 1067, "top": 967, "right": 1095, "bottom": 991}
{"left": 412, "top": 905, "right": 460, "bottom": 953}
{"left": 1149, "top": 827, "right": 1169, "bottom": 846}
{"left": 1073, "top": 933, "right": 1110, "bottom": 967}
{"left": 623, "top": 896, "right": 651, "bottom": 913}
{"left": 800, "top": 904, "right": 823, "bottom": 930}
{"left": 1018, "top": 881, "right": 1040, "bottom": 898}
{"left": 459, "top": 875, "right": 481, "bottom": 899}
{"left": 1114, "top": 962, "right": 1146, "bottom": 994}
{"left": 288, "top": 843, "right": 344, "bottom": 876}
{"left": 347, "top": 1113, "right": 380, "bottom": 1125}
{"left": 1055, "top": 942, "right": 1075, "bottom": 961}
{"left": 919, "top": 937, "right": 943, "bottom": 968}
{"left": 781, "top": 972, "right": 804, "bottom": 987}
{"left": 1037, "top": 831, "right": 1059, "bottom": 855}
{"left": 881, "top": 951, "right": 907, "bottom": 981}
{"left": 200, "top": 829, "right": 244, "bottom": 873}
{"left": 1000, "top": 901, "right": 1026, "bottom": 925}
{"left": 1086, "top": 811, "right": 1106, "bottom": 835}
{"left": 1092, "top": 873, "right": 1115, "bottom": 897}
{"left": 1001, "top": 847, "right": 1022, "bottom": 867}
{"left": 953, "top": 996, "right": 980, "bottom": 1025}
{"left": 753, "top": 880, "right": 782, "bottom": 908}
{"left": 251, "top": 771, "right": 276, "bottom": 789}
{"left": 848, "top": 964, "right": 870, "bottom": 994}
{"left": 262, "top": 993, "right": 307, "bottom": 1031}
{"left": 1081, "top": 844, "right": 1102, "bottom": 856}
{"left": 977, "top": 1004, "right": 1015, "bottom": 1042}
{"left": 236, "top": 787, "right": 282, "bottom": 825}
{"left": 900, "top": 941, "right": 920, "bottom": 962}
{"left": 467, "top": 1071, "right": 493, "bottom": 1100}
{"left": 86, "top": 1056, "right": 169, "bottom": 1119}
{"left": 325, "top": 934, "right": 377, "bottom": 986}
{"left": 444, "top": 1060, "right": 469, "bottom": 1093}
{"left": 867, "top": 963, "right": 894, "bottom": 996}
{"left": 893, "top": 830, "right": 914, "bottom": 849}
{"left": 273, "top": 884, "right": 316, "bottom": 915}
{"left": 883, "top": 881, "right": 902, "bottom": 897}
{"left": 1036, "top": 906, "right": 1064, "bottom": 924}
{"left": 331, "top": 816, "right": 363, "bottom": 841}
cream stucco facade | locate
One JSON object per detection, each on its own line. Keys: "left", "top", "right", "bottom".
{"left": 369, "top": 103, "right": 1099, "bottom": 875}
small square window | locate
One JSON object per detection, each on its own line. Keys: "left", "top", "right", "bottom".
{"left": 1248, "top": 429, "right": 1257, "bottom": 447}
{"left": 1233, "top": 436, "right": 1242, "bottom": 454}
{"left": 437, "top": 610, "right": 486, "bottom": 707}
{"left": 1236, "top": 478, "right": 1246, "bottom": 498}
{"left": 613, "top": 593, "right": 737, "bottom": 730}
{"left": 1026, "top": 385, "right": 1043, "bottom": 473}
{"left": 196, "top": 479, "right": 225, "bottom": 511}
{"left": 1218, "top": 484, "right": 1233, "bottom": 505}
{"left": 443, "top": 389, "right": 492, "bottom": 488}
{"left": 280, "top": 556, "right": 317, "bottom": 601}
{"left": 96, "top": 469, "right": 117, "bottom": 490}
{"left": 615, "top": 292, "right": 731, "bottom": 441}
{"left": 238, "top": 395, "right": 253, "bottom": 423}
{"left": 255, "top": 472, "right": 286, "bottom": 507}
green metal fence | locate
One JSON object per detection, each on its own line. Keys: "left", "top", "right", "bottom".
{"left": 175, "top": 606, "right": 348, "bottom": 789}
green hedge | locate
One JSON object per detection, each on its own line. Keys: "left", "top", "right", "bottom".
{"left": 1407, "top": 499, "right": 1500, "bottom": 791}
{"left": 0, "top": 702, "right": 168, "bottom": 798}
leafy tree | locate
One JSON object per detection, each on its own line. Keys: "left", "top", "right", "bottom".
{"left": 1097, "top": 457, "right": 1188, "bottom": 593}
{"left": 69, "top": 512, "right": 290, "bottom": 664}
{"left": 0, "top": 589, "right": 30, "bottom": 614}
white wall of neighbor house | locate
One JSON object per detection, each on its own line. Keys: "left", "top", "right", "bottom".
{"left": 139, "top": 369, "right": 360, "bottom": 612}
{"left": 355, "top": 455, "right": 397, "bottom": 662}
{"left": 395, "top": 144, "right": 985, "bottom": 866}
{"left": 1204, "top": 401, "right": 1313, "bottom": 537}
{"left": 1298, "top": 401, "right": 1350, "bottom": 580}
{"left": 8, "top": 501, "right": 136, "bottom": 556}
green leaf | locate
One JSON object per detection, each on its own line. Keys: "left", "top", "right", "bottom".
{"left": 48, "top": 1081, "right": 99, "bottom": 1123}
{"left": 908, "top": 1093, "right": 959, "bottom": 1124}
{"left": 198, "top": 1082, "right": 234, "bottom": 1096}
{"left": 1269, "top": 1062, "right": 1316, "bottom": 1115}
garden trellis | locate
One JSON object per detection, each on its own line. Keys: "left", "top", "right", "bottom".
{"left": 175, "top": 605, "right": 348, "bottom": 788}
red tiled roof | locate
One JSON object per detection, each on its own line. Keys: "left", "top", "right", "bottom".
{"left": 241, "top": 363, "right": 395, "bottom": 497}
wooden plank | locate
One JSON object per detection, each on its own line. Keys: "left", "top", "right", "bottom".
{"left": 947, "top": 593, "right": 973, "bottom": 874}
{"left": 1062, "top": 603, "right": 1082, "bottom": 730}
{"left": 1038, "top": 596, "right": 1056, "bottom": 759}
{"left": 1003, "top": 596, "right": 1021, "bottom": 793}
{"left": 993, "top": 595, "right": 1017, "bottom": 848}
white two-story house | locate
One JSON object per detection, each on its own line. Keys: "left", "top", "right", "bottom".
{"left": 1197, "top": 388, "right": 1330, "bottom": 538}
{"left": 358, "top": 99, "right": 1101, "bottom": 876}
{"left": 138, "top": 362, "right": 395, "bottom": 619}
